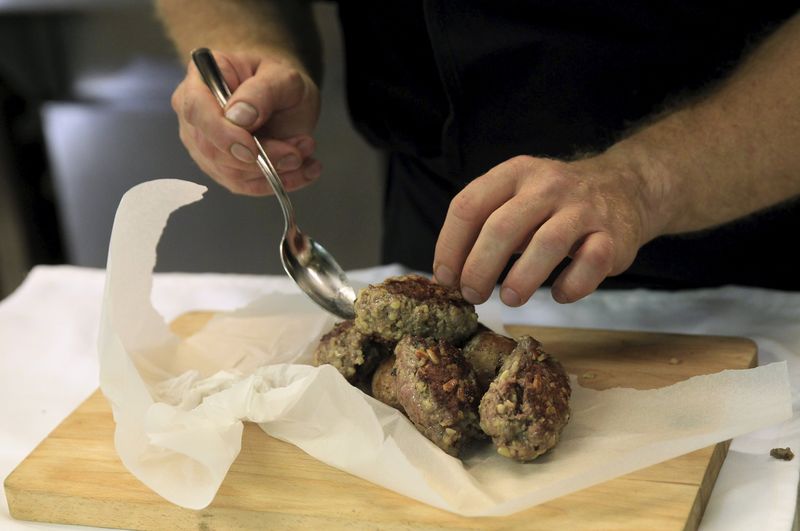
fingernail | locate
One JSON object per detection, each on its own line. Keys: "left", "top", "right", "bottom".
{"left": 230, "top": 143, "right": 255, "bottom": 163}
{"left": 461, "top": 286, "right": 482, "bottom": 304}
{"left": 434, "top": 264, "right": 456, "bottom": 286}
{"left": 304, "top": 160, "right": 321, "bottom": 181}
{"left": 500, "top": 287, "right": 521, "bottom": 307}
{"left": 225, "top": 102, "right": 258, "bottom": 127}
{"left": 277, "top": 155, "right": 301, "bottom": 171}
{"left": 552, "top": 289, "right": 567, "bottom": 304}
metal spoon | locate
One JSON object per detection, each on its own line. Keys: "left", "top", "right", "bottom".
{"left": 191, "top": 48, "right": 356, "bottom": 319}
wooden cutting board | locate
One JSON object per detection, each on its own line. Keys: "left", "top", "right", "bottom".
{"left": 5, "top": 312, "right": 757, "bottom": 530}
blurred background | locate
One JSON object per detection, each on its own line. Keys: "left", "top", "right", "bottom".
{"left": 0, "top": 0, "right": 384, "bottom": 299}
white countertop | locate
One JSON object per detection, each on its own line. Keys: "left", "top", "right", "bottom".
{"left": 2, "top": 265, "right": 799, "bottom": 530}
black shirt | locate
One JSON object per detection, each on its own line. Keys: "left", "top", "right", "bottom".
{"left": 333, "top": 1, "right": 800, "bottom": 290}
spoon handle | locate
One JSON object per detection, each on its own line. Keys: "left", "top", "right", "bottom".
{"left": 191, "top": 48, "right": 297, "bottom": 234}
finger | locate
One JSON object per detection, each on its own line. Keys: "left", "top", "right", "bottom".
{"left": 260, "top": 138, "right": 304, "bottom": 172}
{"left": 287, "top": 135, "right": 316, "bottom": 159}
{"left": 185, "top": 131, "right": 264, "bottom": 196}
{"left": 550, "top": 232, "right": 615, "bottom": 304}
{"left": 182, "top": 125, "right": 260, "bottom": 181}
{"left": 276, "top": 158, "right": 322, "bottom": 192}
{"left": 180, "top": 119, "right": 266, "bottom": 194}
{"left": 228, "top": 175, "right": 273, "bottom": 196}
{"left": 197, "top": 131, "right": 313, "bottom": 195}
{"left": 212, "top": 52, "right": 247, "bottom": 93}
{"left": 180, "top": 58, "right": 273, "bottom": 170}
{"left": 177, "top": 57, "right": 273, "bottom": 197}
{"left": 500, "top": 211, "right": 586, "bottom": 306}
{"left": 223, "top": 157, "right": 322, "bottom": 195}
{"left": 184, "top": 93, "right": 265, "bottom": 166}
{"left": 225, "top": 61, "right": 306, "bottom": 131}
{"left": 459, "top": 197, "right": 549, "bottom": 304}
{"left": 180, "top": 61, "right": 231, "bottom": 127}
{"left": 180, "top": 121, "right": 235, "bottom": 181}
{"left": 433, "top": 171, "right": 518, "bottom": 287}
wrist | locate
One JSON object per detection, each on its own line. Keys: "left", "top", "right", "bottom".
{"left": 597, "top": 136, "right": 679, "bottom": 244}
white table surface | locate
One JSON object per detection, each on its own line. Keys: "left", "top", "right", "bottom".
{"left": 2, "top": 264, "right": 799, "bottom": 530}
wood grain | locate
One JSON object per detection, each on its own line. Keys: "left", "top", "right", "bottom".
{"left": 5, "top": 312, "right": 757, "bottom": 530}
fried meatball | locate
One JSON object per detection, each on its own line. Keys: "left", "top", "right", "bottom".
{"left": 479, "top": 336, "right": 571, "bottom": 462}
{"left": 370, "top": 354, "right": 403, "bottom": 411}
{"left": 313, "top": 320, "right": 388, "bottom": 386}
{"left": 354, "top": 274, "right": 478, "bottom": 344}
{"left": 462, "top": 326, "right": 517, "bottom": 393}
{"left": 394, "top": 336, "right": 481, "bottom": 456}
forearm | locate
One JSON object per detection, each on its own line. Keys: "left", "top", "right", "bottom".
{"left": 606, "top": 11, "right": 800, "bottom": 240}
{"left": 155, "top": 0, "right": 322, "bottom": 81}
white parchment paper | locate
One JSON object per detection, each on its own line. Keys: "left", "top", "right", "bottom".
{"left": 98, "top": 180, "right": 793, "bottom": 515}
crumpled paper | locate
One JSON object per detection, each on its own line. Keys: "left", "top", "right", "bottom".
{"left": 98, "top": 179, "right": 793, "bottom": 516}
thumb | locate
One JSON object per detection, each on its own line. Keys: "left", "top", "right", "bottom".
{"left": 224, "top": 60, "right": 311, "bottom": 134}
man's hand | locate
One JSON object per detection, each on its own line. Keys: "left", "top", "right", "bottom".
{"left": 433, "top": 155, "right": 656, "bottom": 306}
{"left": 172, "top": 49, "right": 321, "bottom": 196}
{"left": 435, "top": 11, "right": 800, "bottom": 306}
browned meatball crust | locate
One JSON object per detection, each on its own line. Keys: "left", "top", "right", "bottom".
{"left": 370, "top": 354, "right": 403, "bottom": 411}
{"left": 313, "top": 320, "right": 387, "bottom": 386}
{"left": 354, "top": 274, "right": 478, "bottom": 344}
{"left": 479, "top": 336, "right": 571, "bottom": 462}
{"left": 462, "top": 326, "right": 517, "bottom": 393}
{"left": 394, "top": 336, "right": 481, "bottom": 456}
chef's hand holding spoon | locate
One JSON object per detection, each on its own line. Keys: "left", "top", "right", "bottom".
{"left": 171, "top": 48, "right": 321, "bottom": 196}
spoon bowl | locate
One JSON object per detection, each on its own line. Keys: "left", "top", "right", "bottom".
{"left": 281, "top": 233, "right": 356, "bottom": 319}
{"left": 192, "top": 47, "right": 356, "bottom": 319}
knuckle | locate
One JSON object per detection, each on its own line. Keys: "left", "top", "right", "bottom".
{"left": 541, "top": 170, "right": 573, "bottom": 194}
{"left": 538, "top": 158, "right": 574, "bottom": 183}
{"left": 582, "top": 236, "right": 616, "bottom": 273}
{"left": 505, "top": 154, "right": 535, "bottom": 174}
{"left": 284, "top": 68, "right": 304, "bottom": 93}
{"left": 265, "top": 68, "right": 305, "bottom": 110}
{"left": 449, "top": 190, "right": 480, "bottom": 223}
{"left": 497, "top": 155, "right": 536, "bottom": 185}
{"left": 182, "top": 95, "right": 200, "bottom": 126}
{"left": 170, "top": 87, "right": 182, "bottom": 113}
